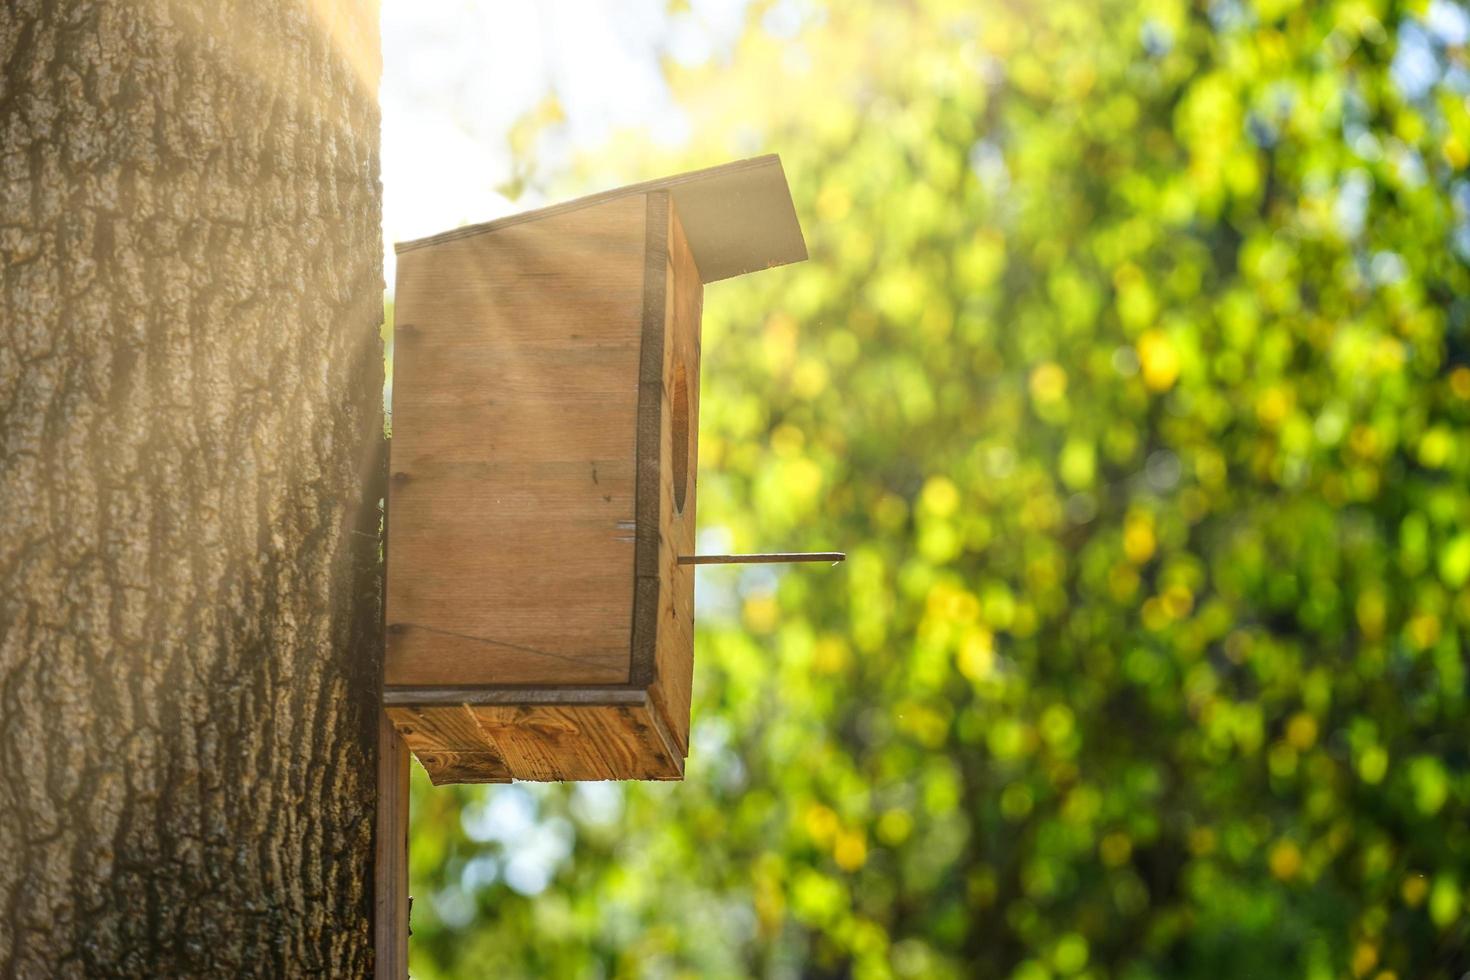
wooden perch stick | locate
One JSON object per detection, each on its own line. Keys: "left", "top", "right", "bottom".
{"left": 678, "top": 552, "right": 846, "bottom": 566}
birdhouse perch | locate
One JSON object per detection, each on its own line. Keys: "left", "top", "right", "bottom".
{"left": 384, "top": 155, "right": 829, "bottom": 783}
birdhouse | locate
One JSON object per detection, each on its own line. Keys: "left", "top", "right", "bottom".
{"left": 383, "top": 155, "right": 817, "bottom": 783}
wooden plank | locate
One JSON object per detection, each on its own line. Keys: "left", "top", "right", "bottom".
{"left": 679, "top": 552, "right": 846, "bottom": 565}
{"left": 375, "top": 710, "right": 409, "bottom": 979}
{"left": 385, "top": 704, "right": 512, "bottom": 785}
{"left": 648, "top": 201, "right": 701, "bottom": 757}
{"left": 639, "top": 700, "right": 687, "bottom": 781}
{"left": 387, "top": 195, "right": 647, "bottom": 687}
{"left": 415, "top": 751, "right": 513, "bottom": 786}
{"left": 629, "top": 192, "right": 670, "bottom": 687}
{"left": 471, "top": 704, "right": 683, "bottom": 781}
{"left": 395, "top": 155, "right": 808, "bottom": 284}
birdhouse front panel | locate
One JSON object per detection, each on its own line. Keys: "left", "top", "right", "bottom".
{"left": 383, "top": 156, "right": 806, "bottom": 783}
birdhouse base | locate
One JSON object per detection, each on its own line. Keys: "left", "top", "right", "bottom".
{"left": 384, "top": 691, "right": 684, "bottom": 784}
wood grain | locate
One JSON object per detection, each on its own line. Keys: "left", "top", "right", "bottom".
{"left": 629, "top": 192, "right": 671, "bottom": 690}
{"left": 385, "top": 704, "right": 513, "bottom": 785}
{"left": 387, "top": 195, "right": 647, "bottom": 687}
{"left": 375, "top": 711, "right": 410, "bottom": 978}
{"left": 648, "top": 201, "right": 703, "bottom": 757}
{"left": 383, "top": 685, "right": 648, "bottom": 707}
{"left": 396, "top": 155, "right": 807, "bottom": 284}
{"left": 679, "top": 552, "right": 846, "bottom": 565}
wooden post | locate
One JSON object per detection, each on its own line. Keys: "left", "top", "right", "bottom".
{"left": 375, "top": 709, "right": 410, "bottom": 978}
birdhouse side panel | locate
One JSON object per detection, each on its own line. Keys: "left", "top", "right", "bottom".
{"left": 649, "top": 200, "right": 702, "bottom": 757}
{"left": 386, "top": 195, "right": 650, "bottom": 687}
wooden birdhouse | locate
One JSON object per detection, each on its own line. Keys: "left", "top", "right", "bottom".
{"left": 383, "top": 156, "right": 817, "bottom": 783}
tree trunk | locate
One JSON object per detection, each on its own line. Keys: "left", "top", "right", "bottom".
{"left": 0, "top": 1, "right": 384, "bottom": 975}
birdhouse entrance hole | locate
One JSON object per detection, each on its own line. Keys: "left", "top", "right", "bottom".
{"left": 672, "top": 360, "right": 690, "bottom": 514}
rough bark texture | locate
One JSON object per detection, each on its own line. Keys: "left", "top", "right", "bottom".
{"left": 0, "top": 1, "right": 384, "bottom": 975}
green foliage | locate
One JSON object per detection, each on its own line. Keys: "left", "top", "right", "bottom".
{"left": 407, "top": 1, "right": 1470, "bottom": 976}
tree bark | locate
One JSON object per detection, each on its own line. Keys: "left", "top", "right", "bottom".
{"left": 0, "top": 1, "right": 384, "bottom": 976}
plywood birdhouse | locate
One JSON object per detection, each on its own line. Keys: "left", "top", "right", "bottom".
{"left": 384, "top": 156, "right": 813, "bottom": 783}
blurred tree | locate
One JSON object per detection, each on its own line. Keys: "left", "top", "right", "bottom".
{"left": 407, "top": 1, "right": 1470, "bottom": 977}
{"left": 0, "top": 1, "right": 384, "bottom": 975}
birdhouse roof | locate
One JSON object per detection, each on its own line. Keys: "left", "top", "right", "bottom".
{"left": 395, "top": 154, "right": 808, "bottom": 283}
